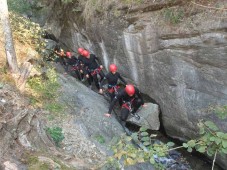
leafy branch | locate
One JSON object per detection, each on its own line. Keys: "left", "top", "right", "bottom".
{"left": 110, "top": 118, "right": 227, "bottom": 169}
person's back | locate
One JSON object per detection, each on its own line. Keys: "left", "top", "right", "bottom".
{"left": 100, "top": 64, "right": 127, "bottom": 99}
{"left": 115, "top": 87, "right": 141, "bottom": 103}
{"left": 105, "top": 85, "right": 146, "bottom": 122}
{"left": 66, "top": 55, "right": 79, "bottom": 66}
{"left": 83, "top": 54, "right": 99, "bottom": 70}
{"left": 105, "top": 72, "right": 121, "bottom": 85}
{"left": 82, "top": 50, "right": 104, "bottom": 90}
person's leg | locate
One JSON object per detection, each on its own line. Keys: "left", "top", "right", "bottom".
{"left": 80, "top": 72, "right": 85, "bottom": 81}
{"left": 121, "top": 108, "right": 130, "bottom": 122}
{"left": 87, "top": 76, "right": 92, "bottom": 86}
{"left": 120, "top": 108, "right": 132, "bottom": 135}
{"left": 109, "top": 92, "right": 115, "bottom": 101}
{"left": 75, "top": 70, "right": 82, "bottom": 81}
{"left": 132, "top": 98, "right": 143, "bottom": 113}
{"left": 93, "top": 74, "right": 100, "bottom": 90}
{"left": 99, "top": 70, "right": 105, "bottom": 82}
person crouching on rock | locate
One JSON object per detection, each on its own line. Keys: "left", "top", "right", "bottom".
{"left": 104, "top": 84, "right": 147, "bottom": 126}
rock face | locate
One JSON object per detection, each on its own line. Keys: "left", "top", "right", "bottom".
{"left": 31, "top": 0, "right": 227, "bottom": 168}
{"left": 0, "top": 71, "right": 158, "bottom": 169}
{"left": 128, "top": 103, "right": 160, "bottom": 130}
{"left": 0, "top": 84, "right": 57, "bottom": 169}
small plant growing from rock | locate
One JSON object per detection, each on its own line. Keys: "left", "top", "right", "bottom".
{"left": 94, "top": 134, "right": 106, "bottom": 144}
{"left": 46, "top": 126, "right": 65, "bottom": 147}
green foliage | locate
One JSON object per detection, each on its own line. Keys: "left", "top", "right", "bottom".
{"left": 27, "top": 68, "right": 63, "bottom": 116}
{"left": 182, "top": 120, "right": 227, "bottom": 157}
{"left": 27, "top": 155, "right": 50, "bottom": 170}
{"left": 163, "top": 8, "right": 184, "bottom": 24}
{"left": 9, "top": 12, "right": 46, "bottom": 56}
{"left": 45, "top": 103, "right": 64, "bottom": 114}
{"left": 111, "top": 127, "right": 174, "bottom": 168}
{"left": 46, "top": 127, "right": 65, "bottom": 147}
{"left": 215, "top": 105, "right": 227, "bottom": 119}
{"left": 28, "top": 68, "right": 60, "bottom": 101}
{"left": 94, "top": 134, "right": 106, "bottom": 144}
{"left": 8, "top": 0, "right": 31, "bottom": 14}
{"left": 111, "top": 118, "right": 227, "bottom": 169}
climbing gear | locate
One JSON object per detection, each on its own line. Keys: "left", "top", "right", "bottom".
{"left": 66, "top": 51, "right": 71, "bottom": 57}
{"left": 70, "top": 65, "right": 80, "bottom": 71}
{"left": 108, "top": 85, "right": 120, "bottom": 94}
{"left": 121, "top": 98, "right": 140, "bottom": 120}
{"left": 109, "top": 64, "right": 117, "bottom": 72}
{"left": 121, "top": 98, "right": 135, "bottom": 113}
{"left": 90, "top": 67, "right": 102, "bottom": 76}
{"left": 82, "top": 50, "right": 89, "bottom": 57}
{"left": 125, "top": 85, "right": 135, "bottom": 96}
{"left": 78, "top": 48, "right": 84, "bottom": 54}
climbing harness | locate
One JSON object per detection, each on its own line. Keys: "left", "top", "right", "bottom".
{"left": 70, "top": 65, "right": 80, "bottom": 71}
{"left": 90, "top": 67, "right": 102, "bottom": 76}
{"left": 121, "top": 98, "right": 140, "bottom": 120}
{"left": 107, "top": 85, "right": 120, "bottom": 94}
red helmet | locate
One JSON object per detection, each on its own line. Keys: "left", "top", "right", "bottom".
{"left": 125, "top": 85, "right": 135, "bottom": 96}
{"left": 82, "top": 50, "right": 90, "bottom": 57}
{"left": 66, "top": 51, "right": 71, "bottom": 57}
{"left": 78, "top": 48, "right": 84, "bottom": 54}
{"left": 109, "top": 64, "right": 117, "bottom": 72}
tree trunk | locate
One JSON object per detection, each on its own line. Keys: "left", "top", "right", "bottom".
{"left": 0, "top": 0, "right": 19, "bottom": 74}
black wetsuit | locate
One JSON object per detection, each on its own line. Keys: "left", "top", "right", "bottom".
{"left": 108, "top": 87, "right": 144, "bottom": 121}
{"left": 77, "top": 54, "right": 85, "bottom": 80}
{"left": 100, "top": 72, "right": 127, "bottom": 100}
{"left": 54, "top": 48, "right": 67, "bottom": 71}
{"left": 66, "top": 56, "right": 81, "bottom": 80}
{"left": 83, "top": 54, "right": 104, "bottom": 89}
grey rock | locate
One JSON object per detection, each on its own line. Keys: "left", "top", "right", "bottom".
{"left": 128, "top": 103, "right": 160, "bottom": 130}
{"left": 30, "top": 0, "right": 227, "bottom": 169}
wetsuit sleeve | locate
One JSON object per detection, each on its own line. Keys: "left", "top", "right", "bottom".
{"left": 135, "top": 88, "right": 144, "bottom": 105}
{"left": 67, "top": 59, "right": 73, "bottom": 65}
{"left": 78, "top": 56, "right": 84, "bottom": 65}
{"left": 108, "top": 91, "right": 123, "bottom": 114}
{"left": 94, "top": 55, "right": 102, "bottom": 65}
{"left": 83, "top": 66, "right": 89, "bottom": 75}
{"left": 100, "top": 77, "right": 107, "bottom": 89}
{"left": 118, "top": 74, "right": 127, "bottom": 85}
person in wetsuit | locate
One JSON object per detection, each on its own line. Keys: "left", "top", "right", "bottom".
{"left": 65, "top": 51, "right": 82, "bottom": 80}
{"left": 77, "top": 48, "right": 86, "bottom": 81}
{"left": 105, "top": 85, "right": 146, "bottom": 126}
{"left": 55, "top": 48, "right": 67, "bottom": 74}
{"left": 82, "top": 50, "right": 105, "bottom": 90}
{"left": 99, "top": 64, "right": 127, "bottom": 101}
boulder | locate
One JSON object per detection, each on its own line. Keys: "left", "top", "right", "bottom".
{"left": 128, "top": 103, "right": 160, "bottom": 130}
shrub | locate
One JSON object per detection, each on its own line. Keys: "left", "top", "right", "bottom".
{"left": 46, "top": 126, "right": 65, "bottom": 147}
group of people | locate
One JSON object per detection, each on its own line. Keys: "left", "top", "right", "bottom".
{"left": 54, "top": 46, "right": 147, "bottom": 128}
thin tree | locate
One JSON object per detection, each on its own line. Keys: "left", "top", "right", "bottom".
{"left": 0, "top": 0, "right": 19, "bottom": 75}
